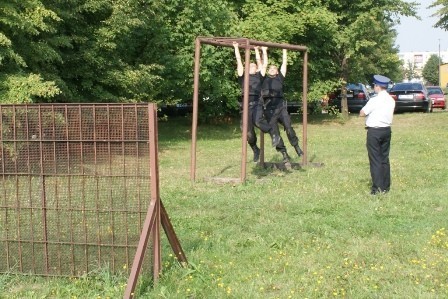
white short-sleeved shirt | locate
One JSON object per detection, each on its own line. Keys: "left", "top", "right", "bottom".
{"left": 361, "top": 90, "right": 395, "bottom": 128}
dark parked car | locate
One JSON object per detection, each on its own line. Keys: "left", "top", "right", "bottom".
{"left": 426, "top": 86, "right": 446, "bottom": 110}
{"left": 388, "top": 82, "right": 432, "bottom": 113}
{"left": 328, "top": 83, "right": 370, "bottom": 112}
{"left": 159, "top": 102, "right": 193, "bottom": 117}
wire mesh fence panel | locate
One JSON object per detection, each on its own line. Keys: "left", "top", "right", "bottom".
{"left": 0, "top": 104, "right": 155, "bottom": 276}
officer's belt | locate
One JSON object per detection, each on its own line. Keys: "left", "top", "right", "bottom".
{"left": 365, "top": 126, "right": 391, "bottom": 130}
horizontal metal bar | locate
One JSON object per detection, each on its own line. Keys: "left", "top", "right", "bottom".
{"left": 0, "top": 103, "right": 154, "bottom": 107}
{"left": 2, "top": 239, "right": 140, "bottom": 248}
{"left": 0, "top": 173, "right": 150, "bottom": 177}
{"left": 0, "top": 139, "right": 150, "bottom": 142}
{"left": 198, "top": 36, "right": 308, "bottom": 51}
{"left": 0, "top": 206, "right": 148, "bottom": 213}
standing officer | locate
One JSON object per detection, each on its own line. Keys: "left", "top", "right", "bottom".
{"left": 359, "top": 75, "right": 395, "bottom": 195}
{"left": 233, "top": 42, "right": 279, "bottom": 162}
{"left": 256, "top": 48, "right": 303, "bottom": 163}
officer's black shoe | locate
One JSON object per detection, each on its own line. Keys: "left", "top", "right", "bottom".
{"left": 271, "top": 134, "right": 280, "bottom": 147}
{"left": 294, "top": 145, "right": 304, "bottom": 157}
{"left": 371, "top": 189, "right": 389, "bottom": 195}
{"left": 281, "top": 151, "right": 290, "bottom": 163}
{"left": 253, "top": 147, "right": 260, "bottom": 163}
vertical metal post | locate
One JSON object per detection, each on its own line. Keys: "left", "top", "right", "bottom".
{"left": 124, "top": 104, "right": 161, "bottom": 299}
{"left": 151, "top": 104, "right": 162, "bottom": 279}
{"left": 240, "top": 41, "right": 251, "bottom": 182}
{"left": 439, "top": 39, "right": 441, "bottom": 87}
{"left": 11, "top": 106, "right": 23, "bottom": 272}
{"left": 0, "top": 106, "right": 11, "bottom": 270}
{"left": 190, "top": 38, "right": 201, "bottom": 182}
{"left": 302, "top": 51, "right": 308, "bottom": 165}
{"left": 37, "top": 105, "right": 50, "bottom": 274}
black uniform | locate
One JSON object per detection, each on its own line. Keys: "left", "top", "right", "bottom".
{"left": 238, "top": 72, "right": 263, "bottom": 160}
{"left": 256, "top": 73, "right": 302, "bottom": 159}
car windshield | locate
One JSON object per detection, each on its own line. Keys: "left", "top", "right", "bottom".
{"left": 427, "top": 87, "right": 443, "bottom": 95}
{"left": 390, "top": 83, "right": 423, "bottom": 91}
{"left": 346, "top": 83, "right": 362, "bottom": 90}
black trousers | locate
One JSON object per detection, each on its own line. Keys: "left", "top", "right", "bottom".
{"left": 256, "top": 100, "right": 298, "bottom": 152}
{"left": 366, "top": 127, "right": 391, "bottom": 192}
{"left": 240, "top": 100, "right": 258, "bottom": 147}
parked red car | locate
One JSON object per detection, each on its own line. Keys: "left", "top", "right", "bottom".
{"left": 426, "top": 86, "right": 446, "bottom": 110}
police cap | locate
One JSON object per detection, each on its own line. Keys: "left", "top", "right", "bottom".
{"left": 373, "top": 75, "right": 390, "bottom": 87}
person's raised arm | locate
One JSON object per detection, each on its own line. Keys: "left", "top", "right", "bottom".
{"left": 280, "top": 49, "right": 287, "bottom": 77}
{"left": 260, "top": 46, "right": 268, "bottom": 77}
{"left": 233, "top": 42, "right": 243, "bottom": 77}
{"left": 254, "top": 46, "right": 262, "bottom": 71}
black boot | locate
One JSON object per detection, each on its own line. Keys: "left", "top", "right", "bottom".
{"left": 252, "top": 146, "right": 260, "bottom": 163}
{"left": 294, "top": 145, "right": 304, "bottom": 157}
{"left": 281, "top": 151, "right": 290, "bottom": 163}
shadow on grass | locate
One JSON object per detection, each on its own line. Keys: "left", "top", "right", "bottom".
{"left": 250, "top": 157, "right": 308, "bottom": 178}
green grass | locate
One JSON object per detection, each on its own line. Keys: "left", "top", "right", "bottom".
{"left": 2, "top": 111, "right": 448, "bottom": 298}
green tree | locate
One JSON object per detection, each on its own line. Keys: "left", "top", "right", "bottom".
{"left": 236, "top": 0, "right": 341, "bottom": 103}
{"left": 0, "top": 0, "right": 61, "bottom": 103}
{"left": 422, "top": 54, "right": 441, "bottom": 85}
{"left": 0, "top": 0, "right": 421, "bottom": 121}
{"left": 43, "top": 0, "right": 165, "bottom": 102}
{"left": 159, "top": 0, "right": 239, "bottom": 119}
{"left": 233, "top": 0, "right": 417, "bottom": 116}
{"left": 404, "top": 60, "right": 418, "bottom": 81}
{"left": 430, "top": 0, "right": 448, "bottom": 30}
{"left": 323, "top": 1, "right": 417, "bottom": 116}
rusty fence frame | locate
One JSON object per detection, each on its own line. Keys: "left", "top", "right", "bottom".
{"left": 190, "top": 37, "right": 310, "bottom": 183}
{"left": 0, "top": 103, "right": 186, "bottom": 298}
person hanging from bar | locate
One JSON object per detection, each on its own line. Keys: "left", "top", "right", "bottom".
{"left": 233, "top": 42, "right": 280, "bottom": 162}
{"left": 256, "top": 48, "right": 304, "bottom": 163}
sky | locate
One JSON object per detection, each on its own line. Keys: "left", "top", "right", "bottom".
{"left": 394, "top": 0, "right": 447, "bottom": 53}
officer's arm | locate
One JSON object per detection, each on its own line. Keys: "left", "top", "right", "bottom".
{"left": 260, "top": 47, "right": 268, "bottom": 77}
{"left": 359, "top": 109, "right": 366, "bottom": 117}
{"left": 280, "top": 49, "right": 287, "bottom": 77}
{"left": 233, "top": 42, "right": 244, "bottom": 77}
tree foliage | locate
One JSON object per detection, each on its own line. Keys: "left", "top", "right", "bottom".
{"left": 0, "top": 0, "right": 61, "bottom": 103}
{"left": 430, "top": 0, "right": 448, "bottom": 30}
{"left": 403, "top": 60, "right": 419, "bottom": 81}
{"left": 422, "top": 54, "right": 441, "bottom": 85}
{"left": 0, "top": 0, "right": 419, "bottom": 118}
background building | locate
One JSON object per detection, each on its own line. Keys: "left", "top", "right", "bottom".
{"left": 399, "top": 51, "right": 448, "bottom": 84}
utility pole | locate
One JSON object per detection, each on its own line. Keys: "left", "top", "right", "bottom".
{"left": 439, "top": 39, "right": 441, "bottom": 87}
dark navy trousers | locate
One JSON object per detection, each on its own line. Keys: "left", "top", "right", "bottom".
{"left": 366, "top": 127, "right": 391, "bottom": 193}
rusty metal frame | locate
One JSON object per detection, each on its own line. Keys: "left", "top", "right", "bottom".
{"left": 0, "top": 103, "right": 186, "bottom": 298}
{"left": 190, "top": 37, "right": 309, "bottom": 183}
{"left": 124, "top": 105, "right": 187, "bottom": 298}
